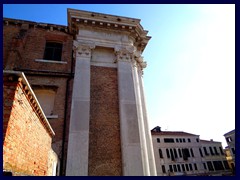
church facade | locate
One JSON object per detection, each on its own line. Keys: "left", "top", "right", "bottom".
{"left": 3, "top": 9, "right": 156, "bottom": 176}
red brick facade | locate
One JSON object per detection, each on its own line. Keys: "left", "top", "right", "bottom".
{"left": 89, "top": 66, "right": 122, "bottom": 175}
{"left": 3, "top": 74, "right": 55, "bottom": 176}
{"left": 3, "top": 18, "right": 74, "bottom": 175}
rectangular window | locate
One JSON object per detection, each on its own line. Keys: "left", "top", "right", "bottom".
{"left": 181, "top": 164, "right": 185, "bottom": 171}
{"left": 166, "top": 149, "right": 170, "bottom": 158}
{"left": 199, "top": 148, "right": 203, "bottom": 157}
{"left": 203, "top": 147, "right": 209, "bottom": 156}
{"left": 188, "top": 138, "right": 191, "bottom": 142}
{"left": 213, "top": 161, "right": 224, "bottom": 170}
{"left": 231, "top": 148, "right": 235, "bottom": 155}
{"left": 185, "top": 164, "right": 189, "bottom": 171}
{"left": 162, "top": 165, "right": 166, "bottom": 173}
{"left": 190, "top": 148, "right": 194, "bottom": 157}
{"left": 183, "top": 138, "right": 186, "bottom": 143}
{"left": 159, "top": 149, "right": 163, "bottom": 158}
{"left": 157, "top": 138, "right": 160, "bottom": 143}
{"left": 207, "top": 161, "right": 214, "bottom": 171}
{"left": 164, "top": 138, "right": 174, "bottom": 143}
{"left": 180, "top": 139, "right": 182, "bottom": 143}
{"left": 44, "top": 42, "right": 63, "bottom": 61}
{"left": 194, "top": 163, "right": 198, "bottom": 170}
{"left": 174, "top": 148, "right": 178, "bottom": 158}
{"left": 196, "top": 138, "right": 199, "bottom": 142}
{"left": 176, "top": 139, "right": 179, "bottom": 143}
{"left": 219, "top": 147, "right": 224, "bottom": 155}
{"left": 178, "top": 149, "right": 182, "bottom": 157}
{"left": 214, "top": 147, "right": 219, "bottom": 155}
{"left": 203, "top": 163, "right": 207, "bottom": 170}
{"left": 173, "top": 165, "right": 177, "bottom": 172}
{"left": 169, "top": 165, "right": 173, "bottom": 172}
{"left": 170, "top": 149, "right": 175, "bottom": 161}
{"left": 182, "top": 148, "right": 190, "bottom": 160}
{"left": 189, "top": 164, "right": 193, "bottom": 171}
{"left": 209, "top": 147, "right": 214, "bottom": 155}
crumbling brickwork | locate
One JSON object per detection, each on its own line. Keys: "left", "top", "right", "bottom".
{"left": 3, "top": 77, "right": 54, "bottom": 176}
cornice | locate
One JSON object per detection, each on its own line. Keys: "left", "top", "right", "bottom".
{"left": 67, "top": 8, "right": 151, "bottom": 52}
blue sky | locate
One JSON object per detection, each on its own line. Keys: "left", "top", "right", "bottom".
{"left": 3, "top": 4, "right": 235, "bottom": 147}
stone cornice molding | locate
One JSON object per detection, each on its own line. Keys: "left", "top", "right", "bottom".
{"left": 73, "top": 41, "right": 95, "bottom": 58}
{"left": 68, "top": 8, "right": 151, "bottom": 52}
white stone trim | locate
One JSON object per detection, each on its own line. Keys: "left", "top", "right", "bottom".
{"left": 35, "top": 59, "right": 67, "bottom": 64}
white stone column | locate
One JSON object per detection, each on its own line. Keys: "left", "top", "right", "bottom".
{"left": 132, "top": 60, "right": 150, "bottom": 176}
{"left": 66, "top": 41, "right": 95, "bottom": 176}
{"left": 116, "top": 48, "right": 144, "bottom": 176}
{"left": 137, "top": 59, "right": 157, "bottom": 176}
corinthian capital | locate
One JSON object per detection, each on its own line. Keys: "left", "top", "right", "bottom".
{"left": 115, "top": 46, "right": 134, "bottom": 63}
{"left": 73, "top": 40, "right": 95, "bottom": 58}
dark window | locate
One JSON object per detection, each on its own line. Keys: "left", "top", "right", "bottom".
{"left": 182, "top": 164, "right": 185, "bottom": 171}
{"left": 203, "top": 163, "right": 207, "bottom": 170}
{"left": 188, "top": 138, "right": 191, "bottom": 142}
{"left": 199, "top": 148, "right": 203, "bottom": 157}
{"left": 159, "top": 149, "right": 163, "bottom": 158}
{"left": 189, "top": 164, "right": 193, "bottom": 171}
{"left": 173, "top": 165, "right": 177, "bottom": 172}
{"left": 226, "top": 137, "right": 232, "bottom": 142}
{"left": 170, "top": 149, "right": 175, "bottom": 161}
{"left": 174, "top": 148, "right": 178, "bottom": 158}
{"left": 44, "top": 42, "right": 63, "bottom": 61}
{"left": 185, "top": 164, "right": 189, "bottom": 171}
{"left": 194, "top": 163, "right": 198, "bottom": 170}
{"left": 177, "top": 164, "right": 181, "bottom": 172}
{"left": 164, "top": 138, "right": 174, "bottom": 143}
{"left": 223, "top": 160, "right": 230, "bottom": 169}
{"left": 166, "top": 149, "right": 170, "bottom": 158}
{"left": 213, "top": 161, "right": 224, "bottom": 170}
{"left": 209, "top": 147, "right": 214, "bottom": 155}
{"left": 157, "top": 138, "right": 160, "bottom": 143}
{"left": 207, "top": 161, "right": 214, "bottom": 171}
{"left": 196, "top": 138, "right": 199, "bottom": 142}
{"left": 169, "top": 165, "right": 173, "bottom": 172}
{"left": 178, "top": 149, "right": 182, "bottom": 157}
{"left": 203, "top": 147, "right": 209, "bottom": 156}
{"left": 162, "top": 165, "right": 166, "bottom": 173}
{"left": 176, "top": 139, "right": 179, "bottom": 143}
{"left": 180, "top": 139, "right": 182, "bottom": 143}
{"left": 214, "top": 147, "right": 219, "bottom": 155}
{"left": 231, "top": 148, "right": 235, "bottom": 155}
{"left": 182, "top": 148, "right": 190, "bottom": 160}
{"left": 219, "top": 147, "right": 224, "bottom": 155}
{"left": 183, "top": 138, "right": 185, "bottom": 143}
{"left": 190, "top": 148, "right": 194, "bottom": 157}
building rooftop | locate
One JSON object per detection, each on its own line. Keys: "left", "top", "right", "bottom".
{"left": 151, "top": 131, "right": 199, "bottom": 137}
{"left": 223, "top": 129, "right": 235, "bottom": 136}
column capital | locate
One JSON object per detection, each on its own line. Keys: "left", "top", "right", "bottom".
{"left": 114, "top": 45, "right": 135, "bottom": 63}
{"left": 73, "top": 40, "right": 95, "bottom": 58}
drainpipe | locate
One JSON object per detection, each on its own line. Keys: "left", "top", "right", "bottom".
{"left": 60, "top": 49, "right": 74, "bottom": 175}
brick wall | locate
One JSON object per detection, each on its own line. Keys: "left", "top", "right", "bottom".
{"left": 3, "top": 76, "right": 54, "bottom": 176}
{"left": 3, "top": 21, "right": 73, "bottom": 73}
{"left": 88, "top": 66, "right": 122, "bottom": 176}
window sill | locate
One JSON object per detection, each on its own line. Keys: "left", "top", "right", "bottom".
{"left": 46, "top": 115, "right": 59, "bottom": 119}
{"left": 35, "top": 59, "right": 67, "bottom": 64}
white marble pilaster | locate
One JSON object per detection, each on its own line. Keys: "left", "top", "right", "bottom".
{"left": 132, "top": 61, "right": 150, "bottom": 176}
{"left": 137, "top": 59, "right": 157, "bottom": 176}
{"left": 116, "top": 48, "right": 144, "bottom": 176}
{"left": 66, "top": 41, "right": 95, "bottom": 176}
